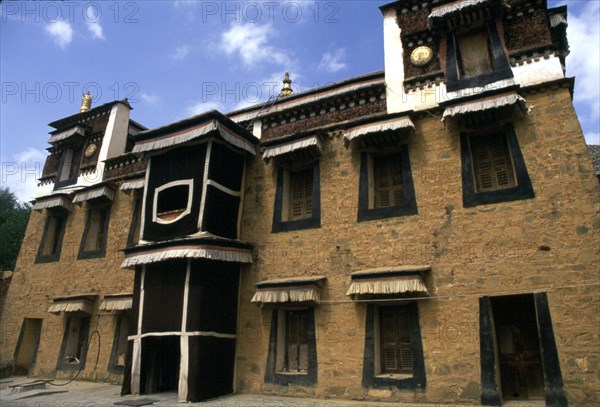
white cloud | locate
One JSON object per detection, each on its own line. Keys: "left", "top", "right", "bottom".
{"left": 219, "top": 23, "right": 290, "bottom": 67}
{"left": 585, "top": 132, "right": 599, "bottom": 145}
{"left": 44, "top": 21, "right": 73, "bottom": 49}
{"left": 169, "top": 45, "right": 191, "bottom": 61}
{"left": 318, "top": 49, "right": 347, "bottom": 73}
{"left": 1, "top": 148, "right": 46, "bottom": 203}
{"left": 187, "top": 101, "right": 223, "bottom": 116}
{"left": 566, "top": 2, "right": 600, "bottom": 123}
{"left": 141, "top": 93, "right": 160, "bottom": 105}
{"left": 87, "top": 22, "right": 105, "bottom": 40}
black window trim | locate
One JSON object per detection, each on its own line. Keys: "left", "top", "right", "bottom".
{"left": 264, "top": 307, "right": 318, "bottom": 386}
{"left": 445, "top": 20, "right": 513, "bottom": 93}
{"left": 362, "top": 303, "right": 426, "bottom": 390}
{"left": 77, "top": 203, "right": 111, "bottom": 259}
{"left": 126, "top": 194, "right": 142, "bottom": 248}
{"left": 460, "top": 123, "right": 534, "bottom": 208}
{"left": 54, "top": 147, "right": 83, "bottom": 190}
{"left": 358, "top": 145, "right": 418, "bottom": 222}
{"left": 35, "top": 210, "right": 68, "bottom": 264}
{"left": 107, "top": 312, "right": 130, "bottom": 375}
{"left": 272, "top": 160, "right": 321, "bottom": 233}
{"left": 56, "top": 314, "right": 91, "bottom": 372}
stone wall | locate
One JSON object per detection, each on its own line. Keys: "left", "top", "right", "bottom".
{"left": 0, "top": 189, "right": 137, "bottom": 383}
{"left": 236, "top": 86, "right": 600, "bottom": 404}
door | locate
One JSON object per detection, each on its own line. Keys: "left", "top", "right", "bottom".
{"left": 13, "top": 319, "right": 42, "bottom": 376}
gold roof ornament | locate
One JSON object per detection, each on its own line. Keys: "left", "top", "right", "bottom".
{"left": 279, "top": 72, "right": 294, "bottom": 98}
{"left": 80, "top": 91, "right": 92, "bottom": 113}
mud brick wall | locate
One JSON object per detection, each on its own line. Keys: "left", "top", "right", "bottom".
{"left": 235, "top": 86, "right": 600, "bottom": 405}
{"left": 0, "top": 190, "right": 137, "bottom": 383}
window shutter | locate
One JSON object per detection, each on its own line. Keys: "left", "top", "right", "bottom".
{"left": 457, "top": 30, "right": 493, "bottom": 78}
{"left": 380, "top": 307, "right": 413, "bottom": 374}
{"left": 374, "top": 155, "right": 404, "bottom": 208}
{"left": 289, "top": 169, "right": 313, "bottom": 220}
{"left": 470, "top": 135, "right": 516, "bottom": 192}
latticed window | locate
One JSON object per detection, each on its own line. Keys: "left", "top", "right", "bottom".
{"left": 380, "top": 307, "right": 413, "bottom": 374}
{"left": 289, "top": 168, "right": 313, "bottom": 220}
{"left": 284, "top": 310, "right": 308, "bottom": 372}
{"left": 373, "top": 154, "right": 404, "bottom": 208}
{"left": 457, "top": 30, "right": 493, "bottom": 79}
{"left": 470, "top": 135, "right": 516, "bottom": 192}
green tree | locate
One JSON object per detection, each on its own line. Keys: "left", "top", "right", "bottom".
{"left": 0, "top": 187, "right": 31, "bottom": 271}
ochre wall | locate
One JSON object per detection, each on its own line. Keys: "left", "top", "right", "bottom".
{"left": 235, "top": 86, "right": 600, "bottom": 404}
{"left": 0, "top": 190, "right": 137, "bottom": 383}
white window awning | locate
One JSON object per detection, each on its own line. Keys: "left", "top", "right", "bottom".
{"left": 344, "top": 116, "right": 414, "bottom": 145}
{"left": 346, "top": 266, "right": 430, "bottom": 299}
{"left": 442, "top": 92, "right": 528, "bottom": 121}
{"left": 262, "top": 135, "right": 322, "bottom": 161}
{"left": 428, "top": 0, "right": 507, "bottom": 29}
{"left": 122, "top": 244, "right": 253, "bottom": 269}
{"left": 48, "top": 295, "right": 97, "bottom": 315}
{"left": 133, "top": 120, "right": 256, "bottom": 155}
{"left": 100, "top": 294, "right": 133, "bottom": 312}
{"left": 120, "top": 178, "right": 145, "bottom": 191}
{"left": 32, "top": 195, "right": 72, "bottom": 212}
{"left": 72, "top": 185, "right": 115, "bottom": 204}
{"left": 251, "top": 276, "right": 326, "bottom": 304}
{"left": 48, "top": 125, "right": 86, "bottom": 143}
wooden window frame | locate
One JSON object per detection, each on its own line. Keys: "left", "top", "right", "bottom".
{"left": 56, "top": 314, "right": 91, "bottom": 371}
{"left": 362, "top": 303, "right": 426, "bottom": 390}
{"left": 108, "top": 313, "right": 130, "bottom": 374}
{"left": 77, "top": 203, "right": 111, "bottom": 259}
{"left": 264, "top": 307, "right": 318, "bottom": 386}
{"left": 54, "top": 146, "right": 83, "bottom": 189}
{"left": 445, "top": 21, "right": 513, "bottom": 92}
{"left": 358, "top": 145, "right": 418, "bottom": 222}
{"left": 272, "top": 160, "right": 321, "bottom": 233}
{"left": 35, "top": 210, "right": 67, "bottom": 263}
{"left": 378, "top": 306, "right": 413, "bottom": 375}
{"left": 460, "top": 124, "right": 534, "bottom": 208}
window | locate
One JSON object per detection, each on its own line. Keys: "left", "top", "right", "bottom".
{"left": 55, "top": 147, "right": 82, "bottom": 188}
{"left": 108, "top": 314, "right": 130, "bottom": 373}
{"left": 445, "top": 22, "right": 513, "bottom": 92}
{"left": 362, "top": 303, "right": 425, "bottom": 390}
{"left": 57, "top": 315, "right": 90, "bottom": 371}
{"left": 460, "top": 124, "right": 534, "bottom": 207}
{"left": 272, "top": 161, "right": 321, "bottom": 233}
{"left": 358, "top": 147, "right": 417, "bottom": 222}
{"left": 380, "top": 307, "right": 413, "bottom": 374}
{"left": 288, "top": 169, "right": 313, "bottom": 220}
{"left": 36, "top": 212, "right": 67, "bottom": 263}
{"left": 265, "top": 308, "right": 317, "bottom": 386}
{"left": 469, "top": 134, "right": 516, "bottom": 192}
{"left": 78, "top": 205, "right": 110, "bottom": 259}
{"left": 127, "top": 194, "right": 142, "bottom": 247}
{"left": 456, "top": 30, "right": 493, "bottom": 79}
{"left": 281, "top": 310, "right": 308, "bottom": 373}
{"left": 152, "top": 179, "right": 193, "bottom": 224}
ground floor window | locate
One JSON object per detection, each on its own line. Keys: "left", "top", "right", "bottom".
{"left": 265, "top": 307, "right": 317, "bottom": 386}
{"left": 57, "top": 315, "right": 90, "bottom": 371}
{"left": 362, "top": 303, "right": 425, "bottom": 390}
{"left": 108, "top": 314, "right": 130, "bottom": 373}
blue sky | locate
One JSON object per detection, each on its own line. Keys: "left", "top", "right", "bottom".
{"left": 1, "top": 1, "right": 598, "bottom": 202}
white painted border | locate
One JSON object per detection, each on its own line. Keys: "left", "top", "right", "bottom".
{"left": 152, "top": 179, "right": 194, "bottom": 225}
{"left": 206, "top": 179, "right": 241, "bottom": 197}
{"left": 197, "top": 141, "right": 212, "bottom": 231}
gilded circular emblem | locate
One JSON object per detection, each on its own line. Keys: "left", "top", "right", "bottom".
{"left": 410, "top": 46, "right": 434, "bottom": 66}
{"left": 84, "top": 143, "right": 97, "bottom": 158}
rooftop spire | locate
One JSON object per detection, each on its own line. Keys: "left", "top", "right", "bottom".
{"left": 80, "top": 91, "right": 92, "bottom": 113}
{"left": 279, "top": 72, "right": 294, "bottom": 98}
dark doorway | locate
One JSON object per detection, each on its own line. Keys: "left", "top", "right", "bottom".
{"left": 13, "top": 319, "right": 42, "bottom": 376}
{"left": 491, "top": 294, "right": 544, "bottom": 400}
{"left": 140, "top": 336, "right": 180, "bottom": 394}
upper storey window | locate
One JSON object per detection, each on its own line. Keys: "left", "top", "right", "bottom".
{"left": 456, "top": 29, "right": 493, "bottom": 79}
{"left": 55, "top": 146, "right": 82, "bottom": 188}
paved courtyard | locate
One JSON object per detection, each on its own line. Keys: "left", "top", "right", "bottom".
{"left": 0, "top": 377, "right": 544, "bottom": 407}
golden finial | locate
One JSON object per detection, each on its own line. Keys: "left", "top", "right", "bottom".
{"left": 80, "top": 91, "right": 92, "bottom": 113}
{"left": 279, "top": 72, "right": 294, "bottom": 98}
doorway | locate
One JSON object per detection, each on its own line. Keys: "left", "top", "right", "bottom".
{"left": 13, "top": 319, "right": 42, "bottom": 376}
{"left": 140, "top": 336, "right": 180, "bottom": 394}
{"left": 491, "top": 294, "right": 544, "bottom": 400}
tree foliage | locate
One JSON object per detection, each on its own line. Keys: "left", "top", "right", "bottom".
{"left": 0, "top": 187, "right": 31, "bottom": 271}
